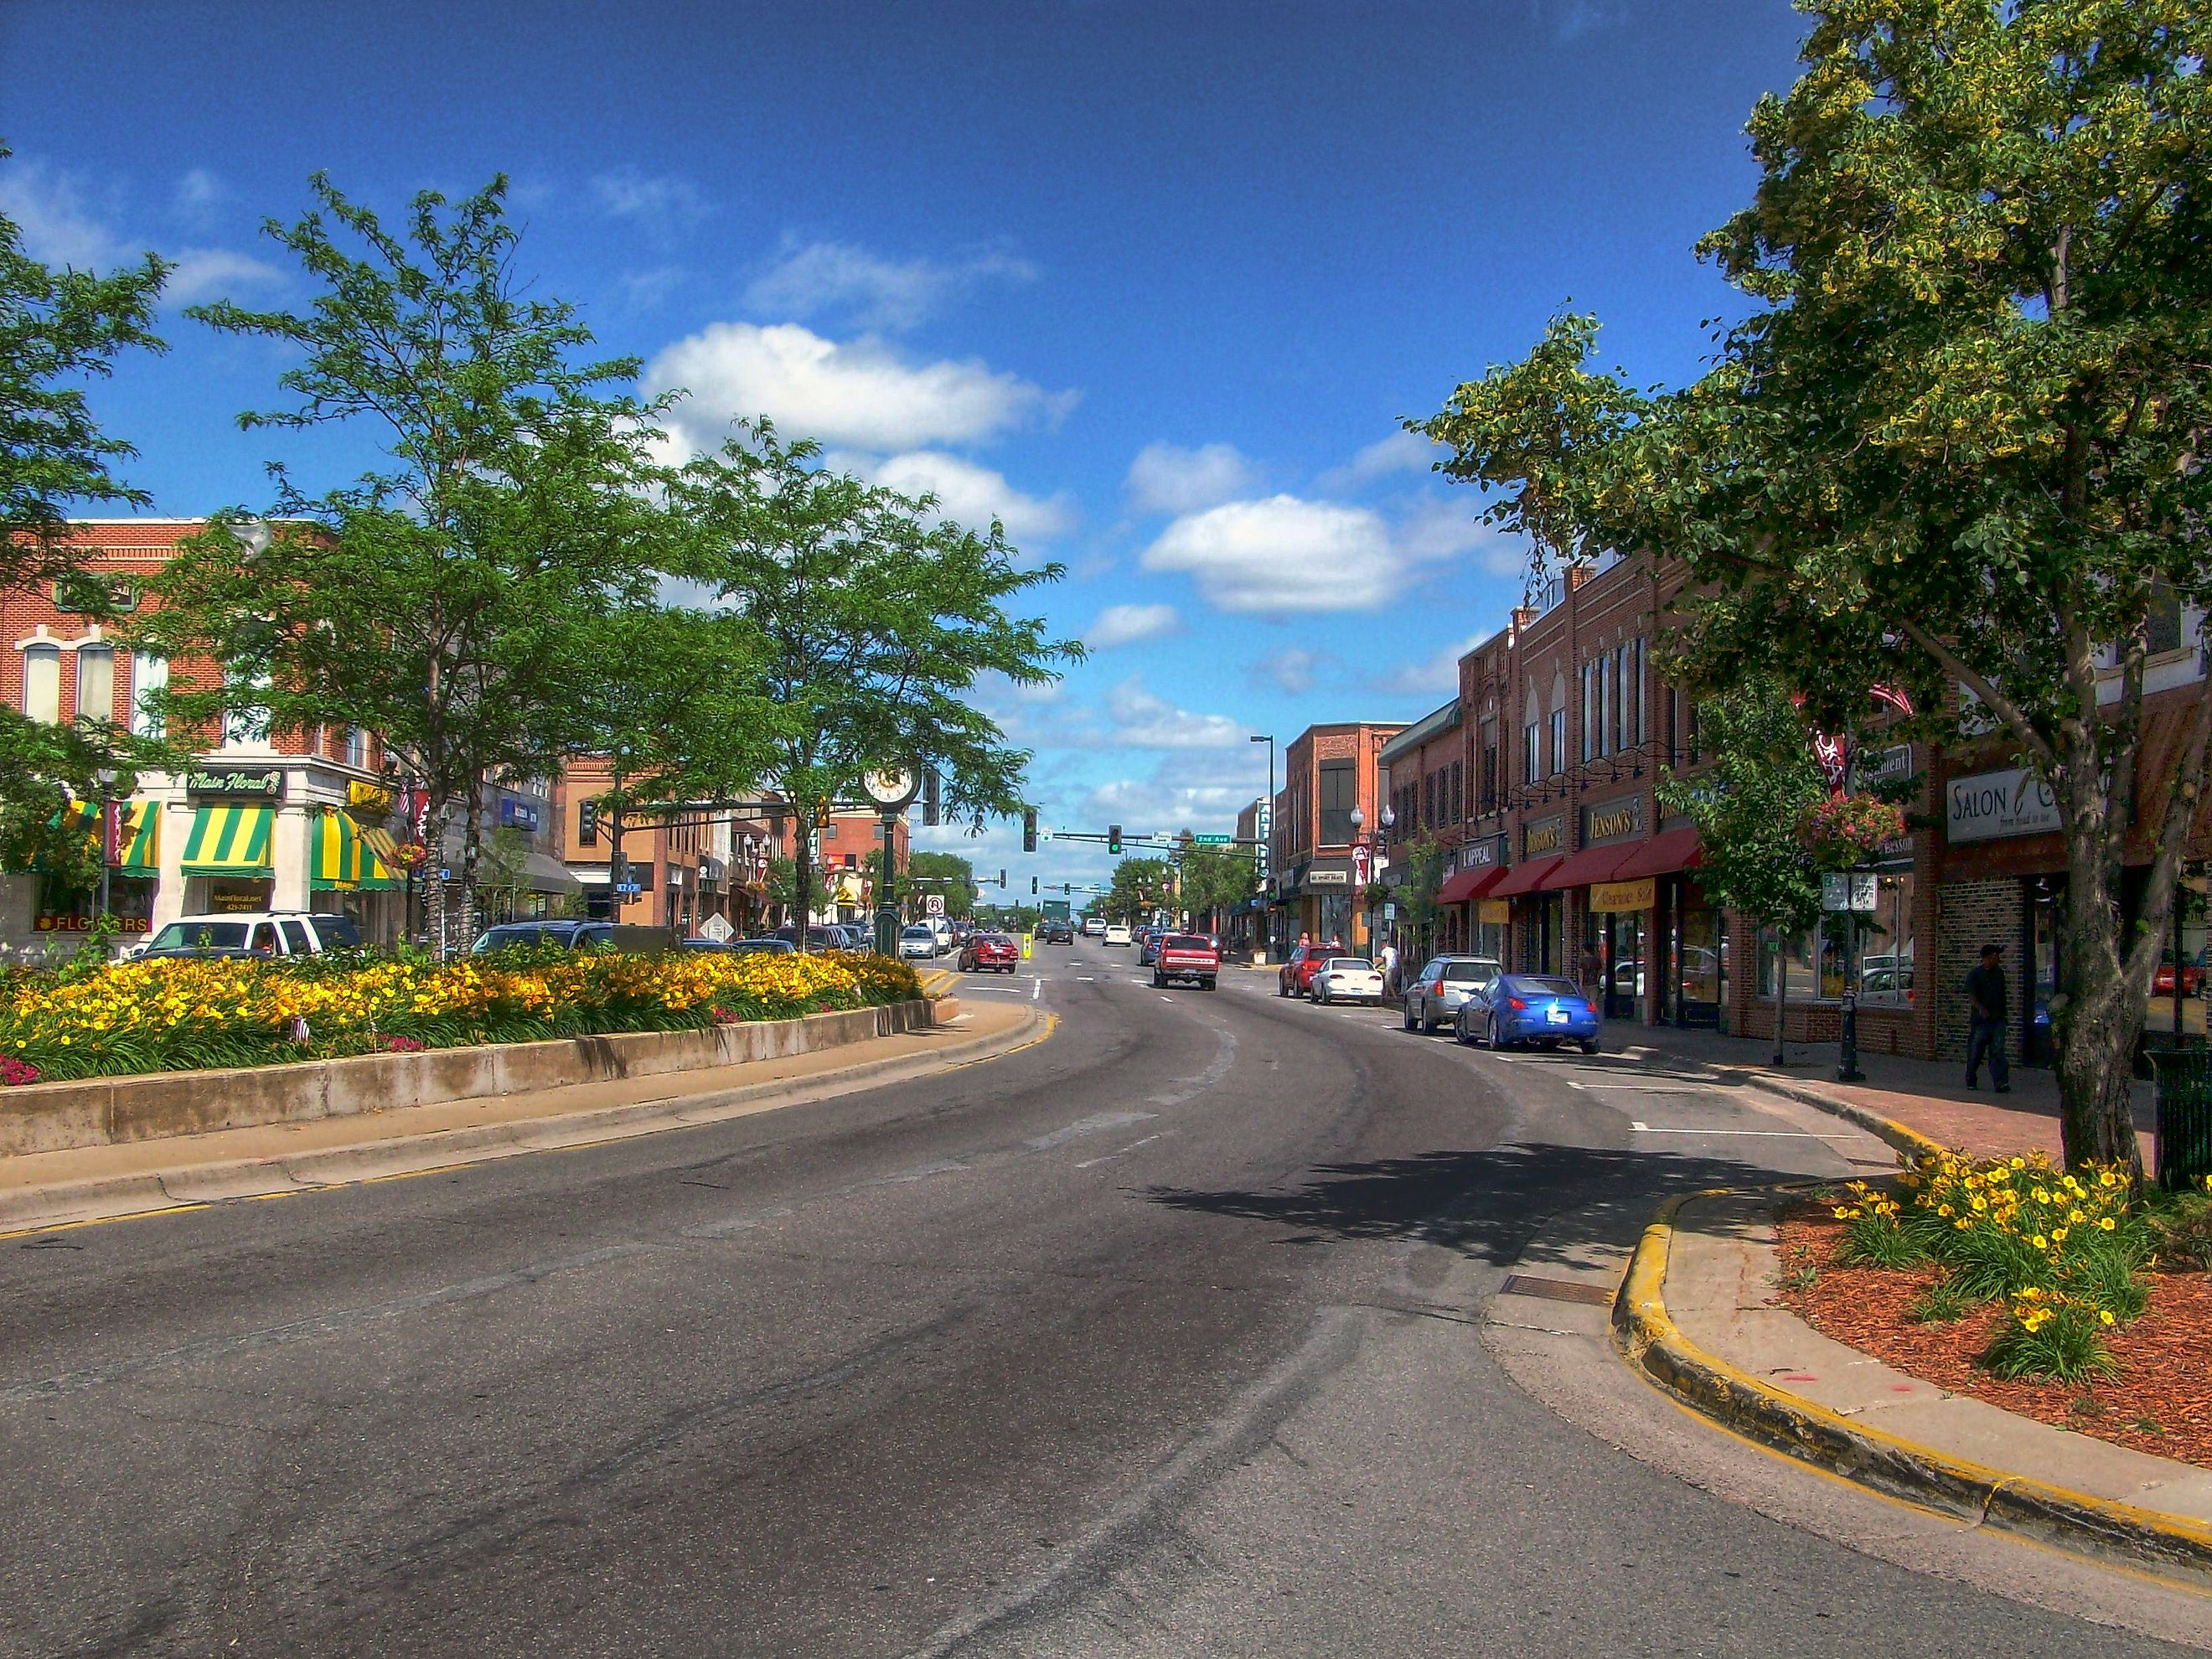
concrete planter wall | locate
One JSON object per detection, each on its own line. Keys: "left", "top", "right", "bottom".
{"left": 0, "top": 999, "right": 938, "bottom": 1156}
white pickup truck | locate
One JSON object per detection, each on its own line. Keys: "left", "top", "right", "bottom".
{"left": 132, "top": 912, "right": 363, "bottom": 960}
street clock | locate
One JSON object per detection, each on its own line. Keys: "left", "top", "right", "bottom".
{"left": 859, "top": 767, "right": 923, "bottom": 811}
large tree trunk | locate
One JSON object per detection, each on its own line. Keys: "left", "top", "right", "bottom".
{"left": 793, "top": 813, "right": 817, "bottom": 953}
{"left": 425, "top": 800, "right": 451, "bottom": 960}
{"left": 458, "top": 783, "right": 483, "bottom": 961}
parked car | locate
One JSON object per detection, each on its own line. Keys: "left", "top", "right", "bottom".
{"left": 899, "top": 923, "right": 943, "bottom": 960}
{"left": 1310, "top": 956, "right": 1384, "bottom": 1005}
{"left": 1275, "top": 942, "right": 1336, "bottom": 999}
{"left": 959, "top": 932, "right": 1021, "bottom": 973}
{"left": 1153, "top": 933, "right": 1220, "bottom": 990}
{"left": 136, "top": 911, "right": 364, "bottom": 961}
{"left": 1103, "top": 923, "right": 1134, "bottom": 947}
{"left": 2154, "top": 953, "right": 2205, "bottom": 997}
{"left": 469, "top": 919, "right": 615, "bottom": 954}
{"left": 685, "top": 935, "right": 797, "bottom": 955}
{"left": 1138, "top": 928, "right": 1165, "bottom": 967}
{"left": 1456, "top": 974, "right": 1601, "bottom": 1053}
{"left": 1401, "top": 954, "right": 1505, "bottom": 1033}
{"left": 774, "top": 924, "right": 857, "bottom": 950}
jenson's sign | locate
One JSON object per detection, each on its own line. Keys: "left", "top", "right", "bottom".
{"left": 1582, "top": 798, "right": 1642, "bottom": 844}
{"left": 1946, "top": 767, "right": 2060, "bottom": 844}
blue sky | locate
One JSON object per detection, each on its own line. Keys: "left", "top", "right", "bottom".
{"left": 3, "top": 0, "right": 1811, "bottom": 890}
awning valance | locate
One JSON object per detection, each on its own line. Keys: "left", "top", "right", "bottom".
{"left": 1610, "top": 826, "right": 1703, "bottom": 881}
{"left": 1436, "top": 864, "right": 1507, "bottom": 906}
{"left": 181, "top": 804, "right": 274, "bottom": 876}
{"left": 1539, "top": 840, "right": 1640, "bottom": 892}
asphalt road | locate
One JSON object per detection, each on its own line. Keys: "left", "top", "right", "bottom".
{"left": 3, "top": 943, "right": 2205, "bottom": 1656}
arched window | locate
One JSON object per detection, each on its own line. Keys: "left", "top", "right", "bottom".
{"left": 1522, "top": 687, "right": 1542, "bottom": 785}
{"left": 1548, "top": 671, "right": 1569, "bottom": 777}
{"left": 75, "top": 645, "right": 114, "bottom": 725}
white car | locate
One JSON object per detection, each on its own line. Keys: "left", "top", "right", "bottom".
{"left": 899, "top": 924, "right": 941, "bottom": 960}
{"left": 1082, "top": 917, "right": 1104, "bottom": 937}
{"left": 1103, "top": 923, "right": 1134, "bottom": 947}
{"left": 132, "top": 911, "right": 363, "bottom": 960}
{"left": 1310, "top": 957, "right": 1385, "bottom": 1005}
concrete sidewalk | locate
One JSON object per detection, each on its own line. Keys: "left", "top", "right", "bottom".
{"left": 1618, "top": 1023, "right": 2159, "bottom": 1169}
{"left": 0, "top": 998, "right": 1041, "bottom": 1237}
{"left": 1620, "top": 1189, "right": 2212, "bottom": 1578}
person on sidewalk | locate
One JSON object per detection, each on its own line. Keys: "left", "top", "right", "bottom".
{"left": 1378, "top": 938, "right": 1400, "bottom": 999}
{"left": 1965, "top": 943, "right": 2012, "bottom": 1093}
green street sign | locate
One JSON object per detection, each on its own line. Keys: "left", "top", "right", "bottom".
{"left": 1191, "top": 833, "right": 1233, "bottom": 845}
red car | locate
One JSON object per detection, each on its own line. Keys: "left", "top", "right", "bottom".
{"left": 2155, "top": 960, "right": 2204, "bottom": 996}
{"left": 959, "top": 933, "right": 1021, "bottom": 974}
{"left": 1277, "top": 943, "right": 1336, "bottom": 999}
{"left": 1154, "top": 933, "right": 1221, "bottom": 990}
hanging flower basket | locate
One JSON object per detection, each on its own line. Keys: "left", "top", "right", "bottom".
{"left": 1800, "top": 791, "right": 1906, "bottom": 868}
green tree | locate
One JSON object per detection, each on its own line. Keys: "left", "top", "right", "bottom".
{"left": 0, "top": 151, "right": 174, "bottom": 892}
{"left": 907, "top": 850, "right": 977, "bottom": 920}
{"left": 1419, "top": 1, "right": 2210, "bottom": 1176}
{"left": 1103, "top": 855, "right": 1171, "bottom": 924}
{"left": 1656, "top": 679, "right": 1830, "bottom": 1067}
{"left": 766, "top": 854, "right": 832, "bottom": 928}
{"left": 1389, "top": 832, "right": 1451, "bottom": 967}
{"left": 669, "top": 421, "right": 1080, "bottom": 949}
{"left": 134, "top": 175, "right": 674, "bottom": 955}
{"left": 1174, "top": 838, "right": 1255, "bottom": 933}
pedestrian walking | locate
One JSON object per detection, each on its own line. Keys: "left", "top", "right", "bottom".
{"left": 1378, "top": 938, "right": 1400, "bottom": 999}
{"left": 1964, "top": 943, "right": 2011, "bottom": 1093}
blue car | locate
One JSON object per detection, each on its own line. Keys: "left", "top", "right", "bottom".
{"left": 1456, "top": 974, "right": 1602, "bottom": 1053}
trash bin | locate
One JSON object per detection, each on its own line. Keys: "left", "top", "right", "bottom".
{"left": 2149, "top": 1047, "right": 2212, "bottom": 1191}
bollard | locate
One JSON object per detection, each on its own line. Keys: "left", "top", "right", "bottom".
{"left": 1837, "top": 990, "right": 1864, "bottom": 1083}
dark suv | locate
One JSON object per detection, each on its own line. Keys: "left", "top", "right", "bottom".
{"left": 470, "top": 920, "right": 615, "bottom": 954}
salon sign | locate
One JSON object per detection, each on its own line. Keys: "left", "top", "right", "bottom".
{"left": 1946, "top": 767, "right": 2060, "bottom": 844}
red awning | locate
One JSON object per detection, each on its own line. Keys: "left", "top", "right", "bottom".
{"left": 1538, "top": 840, "right": 1641, "bottom": 892}
{"left": 1487, "top": 855, "right": 1566, "bottom": 898}
{"left": 1609, "top": 825, "right": 1704, "bottom": 881}
{"left": 1436, "top": 864, "right": 1507, "bottom": 905}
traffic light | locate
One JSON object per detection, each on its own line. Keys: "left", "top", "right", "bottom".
{"left": 577, "top": 799, "right": 598, "bottom": 845}
{"left": 1021, "top": 806, "right": 1037, "bottom": 852}
{"left": 609, "top": 849, "right": 628, "bottom": 887}
{"left": 997, "top": 868, "right": 1007, "bottom": 888}
{"left": 813, "top": 798, "right": 831, "bottom": 830}
{"left": 923, "top": 768, "right": 940, "bottom": 828}
{"left": 1108, "top": 824, "right": 1122, "bottom": 855}
{"left": 1031, "top": 876, "right": 1038, "bottom": 895}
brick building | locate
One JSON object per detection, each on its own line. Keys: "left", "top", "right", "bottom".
{"left": 556, "top": 759, "right": 786, "bottom": 935}
{"left": 3, "top": 522, "right": 408, "bottom": 955}
{"left": 1377, "top": 698, "right": 1468, "bottom": 955}
{"left": 1269, "top": 721, "right": 1402, "bottom": 954}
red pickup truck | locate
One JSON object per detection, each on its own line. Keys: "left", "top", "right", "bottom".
{"left": 1153, "top": 933, "right": 1221, "bottom": 990}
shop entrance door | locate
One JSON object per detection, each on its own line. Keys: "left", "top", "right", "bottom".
{"left": 1598, "top": 910, "right": 1644, "bottom": 1021}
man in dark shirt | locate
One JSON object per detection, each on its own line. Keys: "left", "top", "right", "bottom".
{"left": 1964, "top": 943, "right": 2011, "bottom": 1093}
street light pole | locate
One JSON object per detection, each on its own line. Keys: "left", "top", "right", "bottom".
{"left": 95, "top": 766, "right": 116, "bottom": 930}
{"left": 1250, "top": 733, "right": 1274, "bottom": 956}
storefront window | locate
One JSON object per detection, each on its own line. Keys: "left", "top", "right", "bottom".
{"left": 1856, "top": 871, "right": 1916, "bottom": 1007}
{"left": 2144, "top": 876, "right": 2208, "bottom": 1041}
{"left": 1762, "top": 924, "right": 1848, "bottom": 1001}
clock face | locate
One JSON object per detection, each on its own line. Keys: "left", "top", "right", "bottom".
{"left": 860, "top": 768, "right": 919, "bottom": 809}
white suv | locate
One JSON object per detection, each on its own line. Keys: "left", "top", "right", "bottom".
{"left": 133, "top": 912, "right": 364, "bottom": 960}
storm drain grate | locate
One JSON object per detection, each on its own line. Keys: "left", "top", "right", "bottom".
{"left": 1498, "top": 1274, "right": 1616, "bottom": 1306}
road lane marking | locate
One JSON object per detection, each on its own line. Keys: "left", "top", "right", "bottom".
{"left": 1032, "top": 977, "right": 1042, "bottom": 1000}
{"left": 1026, "top": 1111, "right": 1157, "bottom": 1151}
{"left": 1074, "top": 1133, "right": 1166, "bottom": 1169}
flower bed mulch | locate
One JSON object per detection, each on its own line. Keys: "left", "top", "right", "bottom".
{"left": 1775, "top": 1202, "right": 2212, "bottom": 1472}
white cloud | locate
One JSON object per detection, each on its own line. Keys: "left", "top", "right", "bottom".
{"left": 1085, "top": 603, "right": 1180, "bottom": 650}
{"left": 1102, "top": 678, "right": 1247, "bottom": 749}
{"left": 649, "top": 321, "right": 1072, "bottom": 454}
{"left": 173, "top": 168, "right": 226, "bottom": 223}
{"left": 1142, "top": 494, "right": 1399, "bottom": 613}
{"left": 0, "top": 157, "right": 281, "bottom": 302}
{"left": 744, "top": 237, "right": 1037, "bottom": 332}
{"left": 1251, "top": 645, "right": 1326, "bottom": 695}
{"left": 1082, "top": 774, "right": 1257, "bottom": 835}
{"left": 1124, "top": 442, "right": 1263, "bottom": 515}
{"left": 621, "top": 266, "right": 690, "bottom": 310}
{"left": 591, "top": 168, "right": 711, "bottom": 241}
{"left": 1395, "top": 496, "right": 1522, "bottom": 571}
{"left": 1379, "top": 633, "right": 1489, "bottom": 697}
{"left": 164, "top": 246, "right": 287, "bottom": 305}
{"left": 868, "top": 450, "right": 1074, "bottom": 543}
{"left": 1317, "top": 429, "right": 1445, "bottom": 493}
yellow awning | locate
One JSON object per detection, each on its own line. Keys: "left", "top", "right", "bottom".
{"left": 180, "top": 804, "right": 273, "bottom": 875}
{"left": 311, "top": 809, "right": 364, "bottom": 890}
{"left": 359, "top": 824, "right": 401, "bottom": 862}
{"left": 117, "top": 800, "right": 158, "bottom": 873}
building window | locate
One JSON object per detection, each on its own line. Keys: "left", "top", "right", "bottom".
{"left": 1479, "top": 717, "right": 1498, "bottom": 813}
{"left": 1629, "top": 638, "right": 1646, "bottom": 749}
{"left": 75, "top": 645, "right": 114, "bottom": 726}
{"left": 1762, "top": 923, "right": 1848, "bottom": 1002}
{"left": 1549, "top": 673, "right": 1569, "bottom": 776}
{"left": 1318, "top": 760, "right": 1357, "bottom": 845}
{"left": 1580, "top": 660, "right": 1595, "bottom": 763}
{"left": 345, "top": 725, "right": 369, "bottom": 769}
{"left": 129, "top": 652, "right": 167, "bottom": 737}
{"left": 20, "top": 644, "right": 60, "bottom": 723}
{"left": 1450, "top": 760, "right": 1463, "bottom": 822}
{"left": 2149, "top": 581, "right": 2185, "bottom": 656}
{"left": 1857, "top": 872, "right": 1917, "bottom": 1007}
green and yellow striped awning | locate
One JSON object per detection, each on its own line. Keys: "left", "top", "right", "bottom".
{"left": 359, "top": 848, "right": 401, "bottom": 890}
{"left": 358, "top": 823, "right": 401, "bottom": 863}
{"left": 311, "top": 808, "right": 363, "bottom": 890}
{"left": 47, "top": 800, "right": 98, "bottom": 836}
{"left": 117, "top": 800, "right": 158, "bottom": 873}
{"left": 180, "top": 804, "right": 273, "bottom": 876}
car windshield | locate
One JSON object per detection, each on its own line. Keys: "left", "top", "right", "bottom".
{"left": 1516, "top": 977, "right": 1583, "bottom": 998}
{"left": 728, "top": 938, "right": 793, "bottom": 954}
{"left": 1327, "top": 958, "right": 1374, "bottom": 971}
{"left": 1443, "top": 960, "right": 1498, "bottom": 983}
{"left": 148, "top": 921, "right": 251, "bottom": 950}
{"left": 902, "top": 927, "right": 933, "bottom": 938}
{"left": 473, "top": 926, "right": 546, "bottom": 951}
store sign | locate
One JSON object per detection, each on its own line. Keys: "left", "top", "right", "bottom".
{"left": 1946, "top": 767, "right": 2060, "bottom": 844}
{"left": 185, "top": 766, "right": 284, "bottom": 800}
{"left": 1524, "top": 817, "right": 1563, "bottom": 857}
{"left": 348, "top": 779, "right": 395, "bottom": 813}
{"left": 36, "top": 912, "right": 150, "bottom": 933}
{"left": 497, "top": 796, "right": 541, "bottom": 832}
{"left": 1477, "top": 899, "right": 1511, "bottom": 924}
{"left": 1460, "top": 833, "right": 1507, "bottom": 871}
{"left": 1589, "top": 879, "right": 1656, "bottom": 913}
{"left": 1582, "top": 797, "right": 1642, "bottom": 845}
{"left": 1849, "top": 743, "right": 1916, "bottom": 792}
{"left": 1305, "top": 866, "right": 1351, "bottom": 887}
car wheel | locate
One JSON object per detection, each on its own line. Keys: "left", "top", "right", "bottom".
{"left": 1152, "top": 971, "right": 1165, "bottom": 988}
{"left": 1202, "top": 979, "right": 1216, "bottom": 990}
{"left": 1401, "top": 999, "right": 1416, "bottom": 1031}
{"left": 1453, "top": 1016, "right": 1471, "bottom": 1047}
{"left": 1419, "top": 1002, "right": 1435, "bottom": 1034}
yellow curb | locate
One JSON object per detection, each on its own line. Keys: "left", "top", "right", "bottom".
{"left": 1613, "top": 1189, "right": 2212, "bottom": 1582}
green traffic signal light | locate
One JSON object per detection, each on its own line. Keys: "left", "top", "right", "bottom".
{"left": 1108, "top": 824, "right": 1122, "bottom": 854}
